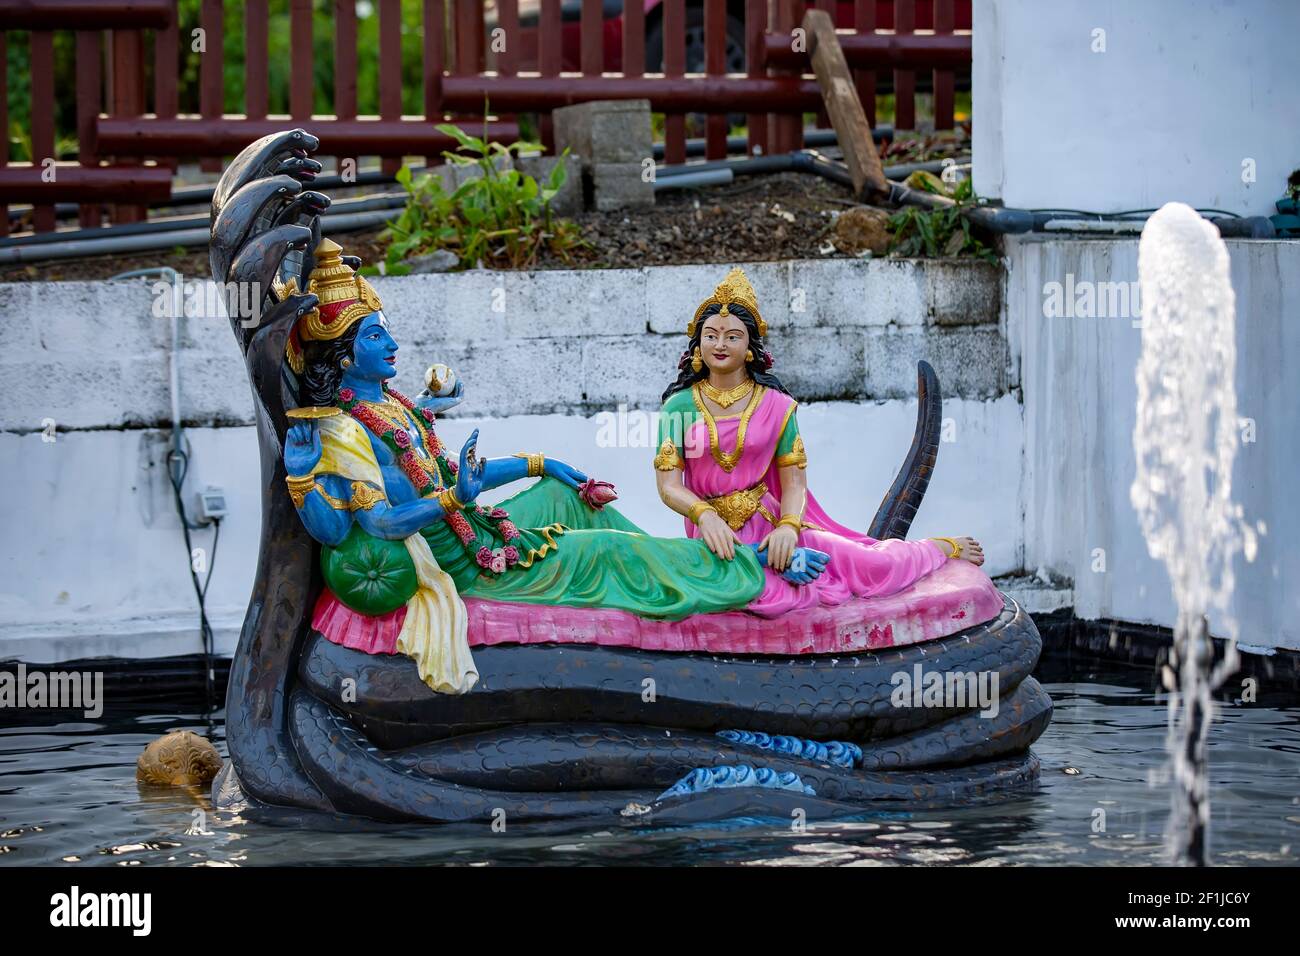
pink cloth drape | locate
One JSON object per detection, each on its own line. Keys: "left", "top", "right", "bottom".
{"left": 680, "top": 388, "right": 949, "bottom": 617}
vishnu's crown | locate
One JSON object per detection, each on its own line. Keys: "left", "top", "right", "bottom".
{"left": 280, "top": 237, "right": 384, "bottom": 374}
{"left": 687, "top": 266, "right": 767, "bottom": 339}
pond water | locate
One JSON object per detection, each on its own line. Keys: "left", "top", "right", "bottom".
{"left": 1, "top": 661, "right": 1297, "bottom": 866}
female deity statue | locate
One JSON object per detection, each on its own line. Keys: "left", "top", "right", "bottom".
{"left": 654, "top": 267, "right": 985, "bottom": 617}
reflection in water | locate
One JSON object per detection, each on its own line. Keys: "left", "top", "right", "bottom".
{"left": 1, "top": 667, "right": 1296, "bottom": 866}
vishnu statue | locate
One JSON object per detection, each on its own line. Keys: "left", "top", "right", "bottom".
{"left": 280, "top": 242, "right": 984, "bottom": 695}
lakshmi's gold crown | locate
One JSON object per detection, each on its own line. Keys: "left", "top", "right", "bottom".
{"left": 280, "top": 237, "right": 384, "bottom": 374}
{"left": 687, "top": 266, "right": 767, "bottom": 339}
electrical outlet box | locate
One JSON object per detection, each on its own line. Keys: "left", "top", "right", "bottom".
{"left": 197, "top": 485, "right": 229, "bottom": 521}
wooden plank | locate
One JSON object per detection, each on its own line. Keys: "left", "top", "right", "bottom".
{"left": 246, "top": 0, "right": 269, "bottom": 120}
{"left": 622, "top": 0, "right": 645, "bottom": 77}
{"left": 335, "top": 0, "right": 358, "bottom": 176}
{"left": 801, "top": 8, "right": 887, "bottom": 199}
{"left": 423, "top": 0, "right": 445, "bottom": 165}
{"left": 744, "top": 0, "right": 766, "bottom": 155}
{"left": 1, "top": 34, "right": 9, "bottom": 236}
{"left": 933, "top": 0, "right": 955, "bottom": 129}
{"left": 893, "top": 0, "right": 915, "bottom": 130}
{"left": 77, "top": 30, "right": 104, "bottom": 226}
{"left": 199, "top": 0, "right": 223, "bottom": 172}
{"left": 854, "top": 0, "right": 876, "bottom": 127}
{"left": 379, "top": 0, "right": 403, "bottom": 174}
{"left": 110, "top": 28, "right": 148, "bottom": 223}
{"left": 496, "top": 0, "right": 518, "bottom": 76}
{"left": 581, "top": 0, "right": 601, "bottom": 75}
{"left": 663, "top": 0, "right": 686, "bottom": 165}
{"left": 704, "top": 0, "right": 726, "bottom": 159}
{"left": 769, "top": 0, "right": 801, "bottom": 153}
{"left": 538, "top": 0, "right": 561, "bottom": 151}
{"left": 455, "top": 0, "right": 478, "bottom": 76}
{"left": 31, "top": 31, "right": 57, "bottom": 231}
{"left": 290, "top": 0, "right": 314, "bottom": 120}
{"left": 813, "top": 0, "right": 834, "bottom": 128}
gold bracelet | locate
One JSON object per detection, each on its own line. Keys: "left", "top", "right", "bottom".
{"left": 438, "top": 487, "right": 465, "bottom": 512}
{"left": 513, "top": 452, "right": 545, "bottom": 477}
{"left": 687, "top": 501, "right": 718, "bottom": 526}
{"left": 930, "top": 536, "right": 962, "bottom": 559}
{"left": 286, "top": 473, "right": 316, "bottom": 509}
{"left": 776, "top": 514, "right": 803, "bottom": 533}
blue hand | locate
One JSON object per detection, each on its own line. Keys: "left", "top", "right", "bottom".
{"left": 747, "top": 544, "right": 831, "bottom": 586}
{"left": 417, "top": 380, "right": 466, "bottom": 416}
{"left": 455, "top": 429, "right": 485, "bottom": 504}
{"left": 285, "top": 421, "right": 322, "bottom": 475}
{"left": 544, "top": 458, "right": 589, "bottom": 491}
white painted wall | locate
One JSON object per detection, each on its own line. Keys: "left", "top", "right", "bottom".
{"left": 1010, "top": 235, "right": 1300, "bottom": 652}
{"left": 974, "top": 0, "right": 1300, "bottom": 217}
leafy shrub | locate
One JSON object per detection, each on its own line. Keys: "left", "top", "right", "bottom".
{"left": 887, "top": 176, "right": 998, "bottom": 262}
{"left": 379, "top": 124, "right": 586, "bottom": 272}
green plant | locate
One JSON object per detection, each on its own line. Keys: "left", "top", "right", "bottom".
{"left": 378, "top": 124, "right": 585, "bottom": 272}
{"left": 886, "top": 177, "right": 998, "bottom": 262}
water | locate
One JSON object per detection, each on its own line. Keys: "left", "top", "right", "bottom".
{"left": 2, "top": 664, "right": 1297, "bottom": 866}
{"left": 1132, "top": 203, "right": 1263, "bottom": 863}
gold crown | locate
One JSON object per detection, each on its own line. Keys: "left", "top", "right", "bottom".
{"left": 687, "top": 267, "right": 766, "bottom": 339}
{"left": 278, "top": 238, "right": 384, "bottom": 373}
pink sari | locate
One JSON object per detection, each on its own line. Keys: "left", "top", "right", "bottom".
{"left": 680, "top": 386, "right": 948, "bottom": 617}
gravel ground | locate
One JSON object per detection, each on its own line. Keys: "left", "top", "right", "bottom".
{"left": 0, "top": 172, "right": 860, "bottom": 283}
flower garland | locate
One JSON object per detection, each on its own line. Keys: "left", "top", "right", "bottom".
{"left": 337, "top": 385, "right": 519, "bottom": 575}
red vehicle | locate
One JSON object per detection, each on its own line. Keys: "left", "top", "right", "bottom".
{"left": 487, "top": 0, "right": 972, "bottom": 77}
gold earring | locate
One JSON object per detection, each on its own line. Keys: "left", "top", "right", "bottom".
{"left": 341, "top": 357, "right": 353, "bottom": 369}
{"left": 745, "top": 349, "right": 753, "bottom": 362}
{"left": 691, "top": 347, "right": 703, "bottom": 373}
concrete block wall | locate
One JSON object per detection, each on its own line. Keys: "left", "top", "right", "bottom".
{"left": 0, "top": 258, "right": 1006, "bottom": 432}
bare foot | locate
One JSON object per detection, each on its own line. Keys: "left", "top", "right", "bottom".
{"left": 952, "top": 536, "right": 984, "bottom": 566}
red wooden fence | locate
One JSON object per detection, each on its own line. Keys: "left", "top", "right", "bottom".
{"left": 0, "top": 0, "right": 972, "bottom": 235}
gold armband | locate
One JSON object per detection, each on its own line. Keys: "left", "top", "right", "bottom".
{"left": 514, "top": 452, "right": 545, "bottom": 477}
{"left": 438, "top": 487, "right": 465, "bottom": 512}
{"left": 687, "top": 501, "right": 718, "bottom": 526}
{"left": 776, "top": 514, "right": 803, "bottom": 533}
{"left": 285, "top": 473, "right": 316, "bottom": 509}
{"left": 930, "top": 536, "right": 962, "bottom": 559}
{"left": 654, "top": 438, "right": 684, "bottom": 471}
{"left": 349, "top": 481, "right": 385, "bottom": 511}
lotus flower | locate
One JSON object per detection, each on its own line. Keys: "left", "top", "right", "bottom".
{"left": 577, "top": 478, "right": 618, "bottom": 510}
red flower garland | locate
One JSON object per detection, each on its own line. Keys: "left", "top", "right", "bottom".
{"left": 335, "top": 385, "right": 519, "bottom": 575}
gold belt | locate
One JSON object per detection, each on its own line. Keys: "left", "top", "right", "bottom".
{"left": 705, "top": 481, "right": 776, "bottom": 531}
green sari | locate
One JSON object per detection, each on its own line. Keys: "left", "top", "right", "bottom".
{"left": 423, "top": 477, "right": 765, "bottom": 619}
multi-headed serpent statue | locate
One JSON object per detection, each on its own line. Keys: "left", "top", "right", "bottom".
{"left": 208, "top": 130, "right": 1051, "bottom": 826}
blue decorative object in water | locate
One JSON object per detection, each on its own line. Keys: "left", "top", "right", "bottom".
{"left": 716, "top": 729, "right": 863, "bottom": 769}
{"left": 657, "top": 764, "right": 816, "bottom": 801}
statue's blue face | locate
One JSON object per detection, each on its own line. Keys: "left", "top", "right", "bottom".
{"left": 350, "top": 311, "right": 397, "bottom": 381}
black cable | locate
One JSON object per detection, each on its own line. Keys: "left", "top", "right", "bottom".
{"left": 164, "top": 444, "right": 221, "bottom": 716}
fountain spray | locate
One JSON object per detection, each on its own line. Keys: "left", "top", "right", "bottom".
{"left": 1132, "top": 203, "right": 1259, "bottom": 865}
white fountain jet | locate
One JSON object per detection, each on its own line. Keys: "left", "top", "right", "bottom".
{"left": 1132, "top": 202, "right": 1259, "bottom": 866}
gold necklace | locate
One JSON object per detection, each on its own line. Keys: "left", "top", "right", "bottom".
{"left": 700, "top": 378, "right": 754, "bottom": 409}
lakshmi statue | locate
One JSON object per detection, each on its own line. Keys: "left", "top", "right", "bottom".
{"left": 654, "top": 268, "right": 985, "bottom": 616}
